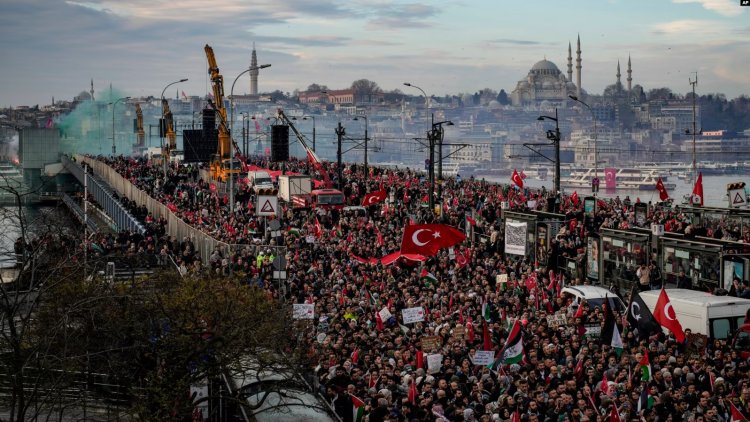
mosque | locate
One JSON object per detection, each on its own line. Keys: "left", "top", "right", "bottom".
{"left": 510, "top": 35, "right": 633, "bottom": 107}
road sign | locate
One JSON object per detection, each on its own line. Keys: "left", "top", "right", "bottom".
{"left": 729, "top": 189, "right": 747, "bottom": 208}
{"left": 256, "top": 195, "right": 278, "bottom": 216}
{"left": 272, "top": 255, "right": 286, "bottom": 270}
{"left": 269, "top": 220, "right": 281, "bottom": 230}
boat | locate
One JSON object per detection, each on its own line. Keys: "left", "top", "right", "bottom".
{"left": 561, "top": 167, "right": 676, "bottom": 191}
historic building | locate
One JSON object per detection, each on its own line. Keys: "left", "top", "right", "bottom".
{"left": 510, "top": 36, "right": 582, "bottom": 107}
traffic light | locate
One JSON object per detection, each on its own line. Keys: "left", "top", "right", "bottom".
{"left": 726, "top": 182, "right": 746, "bottom": 191}
{"left": 256, "top": 188, "right": 279, "bottom": 196}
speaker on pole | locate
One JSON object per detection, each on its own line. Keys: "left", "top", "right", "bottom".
{"left": 271, "top": 125, "right": 289, "bottom": 162}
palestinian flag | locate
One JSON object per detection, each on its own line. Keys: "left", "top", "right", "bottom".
{"left": 420, "top": 268, "right": 437, "bottom": 286}
{"left": 351, "top": 394, "right": 365, "bottom": 422}
{"left": 501, "top": 320, "right": 524, "bottom": 364}
{"left": 335, "top": 224, "right": 343, "bottom": 238}
{"left": 601, "top": 297, "right": 624, "bottom": 356}
{"left": 637, "top": 389, "right": 654, "bottom": 412}
{"left": 482, "top": 298, "right": 492, "bottom": 322}
{"left": 640, "top": 351, "right": 652, "bottom": 382}
{"left": 287, "top": 227, "right": 301, "bottom": 237}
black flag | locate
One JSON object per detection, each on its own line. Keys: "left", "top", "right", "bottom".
{"left": 627, "top": 286, "right": 661, "bottom": 340}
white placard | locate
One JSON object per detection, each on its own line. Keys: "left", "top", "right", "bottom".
{"left": 293, "top": 303, "right": 315, "bottom": 320}
{"left": 305, "top": 235, "right": 316, "bottom": 244}
{"left": 651, "top": 224, "right": 664, "bottom": 236}
{"left": 379, "top": 307, "right": 392, "bottom": 322}
{"left": 472, "top": 350, "right": 495, "bottom": 366}
{"left": 427, "top": 353, "right": 443, "bottom": 374}
{"left": 401, "top": 306, "right": 425, "bottom": 324}
{"left": 504, "top": 221, "right": 527, "bottom": 256}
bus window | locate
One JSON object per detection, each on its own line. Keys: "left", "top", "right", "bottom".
{"left": 711, "top": 318, "right": 731, "bottom": 339}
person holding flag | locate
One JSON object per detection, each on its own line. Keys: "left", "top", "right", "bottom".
{"left": 651, "top": 288, "right": 686, "bottom": 343}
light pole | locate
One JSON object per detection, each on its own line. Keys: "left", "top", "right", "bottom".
{"left": 537, "top": 109, "right": 561, "bottom": 196}
{"left": 110, "top": 96, "right": 131, "bottom": 155}
{"left": 403, "top": 82, "right": 430, "bottom": 132}
{"left": 429, "top": 120, "right": 453, "bottom": 210}
{"left": 303, "top": 116, "right": 316, "bottom": 152}
{"left": 229, "top": 64, "right": 271, "bottom": 213}
{"left": 353, "top": 115, "right": 369, "bottom": 183}
{"left": 569, "top": 95, "right": 598, "bottom": 195}
{"left": 241, "top": 112, "right": 250, "bottom": 156}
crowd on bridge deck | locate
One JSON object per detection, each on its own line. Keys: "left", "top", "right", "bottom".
{"left": 87, "top": 154, "right": 750, "bottom": 422}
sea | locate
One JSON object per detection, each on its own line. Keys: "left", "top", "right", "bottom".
{"left": 482, "top": 173, "right": 748, "bottom": 208}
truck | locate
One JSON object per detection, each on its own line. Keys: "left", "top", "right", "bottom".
{"left": 639, "top": 288, "right": 750, "bottom": 340}
{"left": 278, "top": 175, "right": 312, "bottom": 202}
{"left": 247, "top": 170, "right": 274, "bottom": 193}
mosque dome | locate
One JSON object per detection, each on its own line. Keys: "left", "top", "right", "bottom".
{"left": 531, "top": 60, "right": 560, "bottom": 73}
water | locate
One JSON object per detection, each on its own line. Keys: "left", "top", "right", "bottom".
{"left": 0, "top": 206, "right": 76, "bottom": 268}
{"left": 483, "top": 174, "right": 750, "bottom": 208}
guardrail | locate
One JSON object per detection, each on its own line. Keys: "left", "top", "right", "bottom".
{"left": 61, "top": 192, "right": 99, "bottom": 233}
{"left": 62, "top": 155, "right": 146, "bottom": 235}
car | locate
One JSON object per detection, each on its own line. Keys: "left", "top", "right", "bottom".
{"left": 561, "top": 285, "right": 626, "bottom": 313}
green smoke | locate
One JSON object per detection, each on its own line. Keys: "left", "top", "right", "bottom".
{"left": 57, "top": 87, "right": 137, "bottom": 156}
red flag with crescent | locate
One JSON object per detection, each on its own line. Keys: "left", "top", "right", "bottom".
{"left": 656, "top": 177, "right": 669, "bottom": 201}
{"left": 692, "top": 172, "right": 704, "bottom": 206}
{"left": 362, "top": 190, "right": 387, "bottom": 206}
{"left": 652, "top": 289, "right": 685, "bottom": 343}
{"left": 511, "top": 169, "right": 524, "bottom": 188}
{"left": 400, "top": 224, "right": 466, "bottom": 257}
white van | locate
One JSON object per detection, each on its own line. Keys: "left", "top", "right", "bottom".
{"left": 639, "top": 288, "right": 750, "bottom": 339}
{"left": 223, "top": 358, "right": 338, "bottom": 422}
{"left": 561, "top": 286, "right": 626, "bottom": 312}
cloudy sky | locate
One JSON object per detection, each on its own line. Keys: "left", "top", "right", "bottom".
{"left": 1, "top": 0, "right": 748, "bottom": 107}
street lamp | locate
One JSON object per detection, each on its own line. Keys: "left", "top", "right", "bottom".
{"left": 569, "top": 95, "right": 598, "bottom": 195}
{"left": 403, "top": 82, "right": 430, "bottom": 131}
{"left": 353, "top": 115, "right": 369, "bottom": 182}
{"left": 229, "top": 63, "right": 271, "bottom": 213}
{"left": 537, "top": 109, "right": 561, "bottom": 195}
{"left": 110, "top": 96, "right": 131, "bottom": 155}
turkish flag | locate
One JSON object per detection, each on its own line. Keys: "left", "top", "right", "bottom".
{"left": 692, "top": 172, "right": 704, "bottom": 206}
{"left": 400, "top": 224, "right": 466, "bottom": 256}
{"left": 571, "top": 191, "right": 580, "bottom": 207}
{"left": 362, "top": 190, "right": 387, "bottom": 206}
{"left": 511, "top": 169, "right": 524, "bottom": 188}
{"left": 652, "top": 289, "right": 685, "bottom": 343}
{"left": 656, "top": 177, "right": 669, "bottom": 201}
{"left": 456, "top": 249, "right": 469, "bottom": 268}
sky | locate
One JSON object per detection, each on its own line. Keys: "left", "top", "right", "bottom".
{"left": 1, "top": 0, "right": 749, "bottom": 107}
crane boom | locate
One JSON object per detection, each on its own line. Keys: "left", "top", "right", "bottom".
{"left": 204, "top": 44, "right": 236, "bottom": 181}
{"left": 135, "top": 103, "right": 145, "bottom": 148}
{"left": 161, "top": 99, "right": 176, "bottom": 161}
{"left": 275, "top": 108, "right": 331, "bottom": 188}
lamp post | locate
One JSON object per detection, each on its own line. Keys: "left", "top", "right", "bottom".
{"left": 303, "top": 116, "right": 316, "bottom": 152}
{"left": 429, "top": 120, "right": 453, "bottom": 211}
{"left": 353, "top": 115, "right": 369, "bottom": 183}
{"left": 241, "top": 112, "right": 250, "bottom": 156}
{"left": 403, "top": 82, "right": 430, "bottom": 132}
{"left": 110, "top": 96, "right": 131, "bottom": 155}
{"left": 569, "top": 95, "right": 598, "bottom": 195}
{"left": 229, "top": 63, "right": 271, "bottom": 213}
{"left": 537, "top": 109, "right": 561, "bottom": 195}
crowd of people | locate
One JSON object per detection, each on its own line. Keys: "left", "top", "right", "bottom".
{"left": 89, "top": 153, "right": 750, "bottom": 422}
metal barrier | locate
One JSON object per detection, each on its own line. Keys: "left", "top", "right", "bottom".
{"left": 61, "top": 192, "right": 99, "bottom": 233}
{"left": 62, "top": 156, "right": 146, "bottom": 235}
{"left": 74, "top": 155, "right": 242, "bottom": 266}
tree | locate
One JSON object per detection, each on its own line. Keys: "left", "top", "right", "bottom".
{"left": 497, "top": 89, "right": 510, "bottom": 105}
{"left": 306, "top": 83, "right": 328, "bottom": 92}
{"left": 350, "top": 79, "right": 381, "bottom": 96}
{"left": 647, "top": 87, "right": 673, "bottom": 101}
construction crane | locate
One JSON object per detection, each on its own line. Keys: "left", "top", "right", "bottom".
{"left": 275, "top": 108, "right": 332, "bottom": 188}
{"left": 134, "top": 103, "right": 145, "bottom": 150}
{"left": 204, "top": 43, "right": 244, "bottom": 182}
{"left": 161, "top": 99, "right": 176, "bottom": 162}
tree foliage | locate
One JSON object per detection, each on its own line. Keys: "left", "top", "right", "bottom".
{"left": 350, "top": 79, "right": 382, "bottom": 95}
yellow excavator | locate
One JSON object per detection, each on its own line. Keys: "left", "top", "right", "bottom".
{"left": 134, "top": 103, "right": 145, "bottom": 151}
{"left": 204, "top": 44, "right": 239, "bottom": 182}
{"left": 161, "top": 99, "right": 176, "bottom": 162}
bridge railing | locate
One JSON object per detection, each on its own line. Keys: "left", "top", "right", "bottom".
{"left": 62, "top": 155, "right": 146, "bottom": 235}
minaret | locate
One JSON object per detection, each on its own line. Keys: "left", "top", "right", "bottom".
{"left": 250, "top": 43, "right": 259, "bottom": 95}
{"left": 627, "top": 55, "right": 632, "bottom": 92}
{"left": 567, "top": 42, "right": 573, "bottom": 83}
{"left": 576, "top": 35, "right": 582, "bottom": 99}
{"left": 616, "top": 60, "right": 621, "bottom": 87}
{"left": 90, "top": 78, "right": 95, "bottom": 101}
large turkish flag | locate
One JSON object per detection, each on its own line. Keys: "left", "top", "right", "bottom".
{"left": 400, "top": 224, "right": 466, "bottom": 257}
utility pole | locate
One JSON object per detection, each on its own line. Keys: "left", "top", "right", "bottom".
{"left": 428, "top": 124, "right": 435, "bottom": 211}
{"left": 689, "top": 73, "right": 698, "bottom": 186}
{"left": 336, "top": 122, "right": 345, "bottom": 190}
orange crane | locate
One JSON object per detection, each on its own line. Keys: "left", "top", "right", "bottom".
{"left": 161, "top": 99, "right": 176, "bottom": 162}
{"left": 134, "top": 103, "right": 145, "bottom": 150}
{"left": 204, "top": 43, "right": 243, "bottom": 182}
{"left": 275, "top": 108, "right": 332, "bottom": 188}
